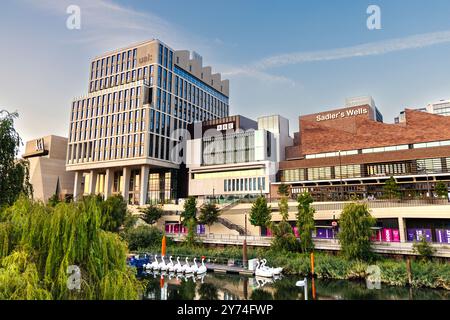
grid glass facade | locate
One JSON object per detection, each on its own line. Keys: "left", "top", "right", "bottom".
{"left": 68, "top": 41, "right": 229, "bottom": 166}
{"left": 67, "top": 40, "right": 229, "bottom": 204}
{"left": 280, "top": 158, "right": 450, "bottom": 182}
{"left": 202, "top": 131, "right": 255, "bottom": 165}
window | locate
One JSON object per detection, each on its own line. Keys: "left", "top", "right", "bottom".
{"left": 281, "top": 169, "right": 305, "bottom": 182}
{"left": 308, "top": 167, "right": 332, "bottom": 180}
{"left": 362, "top": 145, "right": 409, "bottom": 154}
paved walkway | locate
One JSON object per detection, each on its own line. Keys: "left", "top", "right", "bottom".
{"left": 167, "top": 234, "right": 450, "bottom": 258}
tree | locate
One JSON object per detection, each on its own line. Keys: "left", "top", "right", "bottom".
{"left": 249, "top": 196, "right": 272, "bottom": 229}
{"left": 0, "top": 196, "right": 141, "bottom": 300}
{"left": 0, "top": 110, "right": 33, "bottom": 207}
{"left": 435, "top": 182, "right": 448, "bottom": 199}
{"left": 338, "top": 203, "right": 376, "bottom": 261}
{"left": 383, "top": 176, "right": 400, "bottom": 200}
{"left": 277, "top": 184, "right": 290, "bottom": 197}
{"left": 184, "top": 218, "right": 198, "bottom": 247}
{"left": 198, "top": 202, "right": 220, "bottom": 234}
{"left": 125, "top": 225, "right": 165, "bottom": 251}
{"left": 181, "top": 197, "right": 197, "bottom": 226}
{"left": 412, "top": 235, "right": 436, "bottom": 260}
{"left": 278, "top": 196, "right": 289, "bottom": 221}
{"left": 270, "top": 220, "right": 300, "bottom": 252}
{"left": 296, "top": 192, "right": 315, "bottom": 253}
{"left": 48, "top": 193, "right": 61, "bottom": 207}
{"left": 270, "top": 195, "right": 298, "bottom": 252}
{"left": 141, "top": 205, "right": 164, "bottom": 225}
{"left": 99, "top": 195, "right": 128, "bottom": 232}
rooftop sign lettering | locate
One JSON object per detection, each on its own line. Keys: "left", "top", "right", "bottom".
{"left": 316, "top": 107, "right": 369, "bottom": 122}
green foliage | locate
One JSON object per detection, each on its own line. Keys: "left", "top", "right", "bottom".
{"left": 122, "top": 213, "right": 138, "bottom": 233}
{"left": 412, "top": 235, "right": 436, "bottom": 260}
{"left": 278, "top": 196, "right": 289, "bottom": 221}
{"left": 48, "top": 194, "right": 61, "bottom": 207}
{"left": 338, "top": 203, "right": 376, "bottom": 261}
{"left": 0, "top": 196, "right": 141, "bottom": 300}
{"left": 250, "top": 289, "right": 273, "bottom": 300}
{"left": 435, "top": 182, "right": 448, "bottom": 199}
{"left": 0, "top": 250, "right": 52, "bottom": 300}
{"left": 198, "top": 283, "right": 219, "bottom": 300}
{"left": 0, "top": 111, "right": 33, "bottom": 207}
{"left": 270, "top": 196, "right": 297, "bottom": 252}
{"left": 296, "top": 192, "right": 315, "bottom": 253}
{"left": 99, "top": 195, "right": 128, "bottom": 232}
{"left": 270, "top": 220, "right": 300, "bottom": 252}
{"left": 383, "top": 176, "right": 400, "bottom": 200}
{"left": 181, "top": 197, "right": 197, "bottom": 226}
{"left": 141, "top": 205, "right": 164, "bottom": 225}
{"left": 198, "top": 202, "right": 220, "bottom": 232}
{"left": 249, "top": 196, "right": 272, "bottom": 228}
{"left": 125, "top": 226, "right": 165, "bottom": 251}
{"left": 184, "top": 218, "right": 198, "bottom": 247}
{"left": 0, "top": 222, "right": 11, "bottom": 259}
{"left": 277, "top": 184, "right": 290, "bottom": 197}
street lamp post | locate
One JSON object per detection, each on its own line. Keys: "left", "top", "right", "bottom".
{"left": 338, "top": 150, "right": 343, "bottom": 201}
{"left": 243, "top": 212, "right": 248, "bottom": 269}
{"left": 419, "top": 165, "right": 432, "bottom": 199}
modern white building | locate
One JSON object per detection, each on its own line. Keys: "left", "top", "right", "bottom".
{"left": 427, "top": 99, "right": 450, "bottom": 117}
{"left": 186, "top": 115, "right": 292, "bottom": 199}
{"left": 23, "top": 136, "right": 75, "bottom": 203}
{"left": 66, "top": 39, "right": 229, "bottom": 205}
{"left": 395, "top": 99, "right": 450, "bottom": 123}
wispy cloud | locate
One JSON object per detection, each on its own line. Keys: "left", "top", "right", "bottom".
{"left": 224, "top": 29, "right": 450, "bottom": 79}
{"left": 20, "top": 0, "right": 210, "bottom": 54}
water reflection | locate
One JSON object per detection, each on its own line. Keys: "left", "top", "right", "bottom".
{"left": 138, "top": 271, "right": 449, "bottom": 301}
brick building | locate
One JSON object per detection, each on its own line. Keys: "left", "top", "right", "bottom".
{"left": 273, "top": 103, "right": 450, "bottom": 201}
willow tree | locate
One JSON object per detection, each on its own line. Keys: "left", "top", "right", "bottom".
{"left": 0, "top": 197, "right": 142, "bottom": 300}
{"left": 338, "top": 203, "right": 376, "bottom": 261}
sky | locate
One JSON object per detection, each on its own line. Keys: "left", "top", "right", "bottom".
{"left": 2, "top": 0, "right": 450, "bottom": 155}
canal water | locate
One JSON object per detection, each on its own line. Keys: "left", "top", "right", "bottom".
{"left": 138, "top": 271, "right": 449, "bottom": 300}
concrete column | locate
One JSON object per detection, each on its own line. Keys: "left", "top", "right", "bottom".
{"left": 75, "top": 144, "right": 80, "bottom": 163}
{"left": 398, "top": 217, "right": 407, "bottom": 243}
{"left": 104, "top": 169, "right": 113, "bottom": 199}
{"left": 81, "top": 143, "right": 86, "bottom": 162}
{"left": 88, "top": 170, "right": 97, "bottom": 195}
{"left": 140, "top": 165, "right": 150, "bottom": 205}
{"left": 122, "top": 167, "right": 131, "bottom": 204}
{"left": 73, "top": 171, "right": 83, "bottom": 201}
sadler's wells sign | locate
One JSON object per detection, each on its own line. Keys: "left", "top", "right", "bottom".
{"left": 316, "top": 107, "right": 369, "bottom": 122}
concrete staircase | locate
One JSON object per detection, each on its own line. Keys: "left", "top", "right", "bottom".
{"left": 217, "top": 217, "right": 246, "bottom": 236}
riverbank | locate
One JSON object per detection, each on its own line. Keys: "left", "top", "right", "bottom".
{"left": 137, "top": 245, "right": 450, "bottom": 290}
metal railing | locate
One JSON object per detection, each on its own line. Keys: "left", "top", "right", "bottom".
{"left": 165, "top": 233, "right": 450, "bottom": 257}
{"left": 306, "top": 199, "right": 450, "bottom": 211}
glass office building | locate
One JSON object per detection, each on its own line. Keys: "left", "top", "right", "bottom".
{"left": 66, "top": 39, "right": 230, "bottom": 205}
